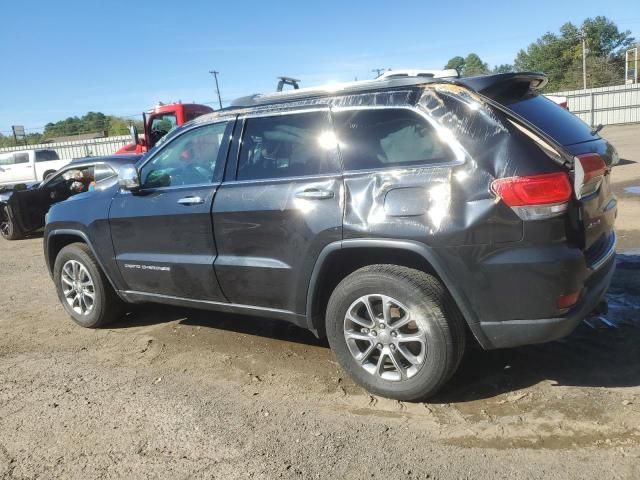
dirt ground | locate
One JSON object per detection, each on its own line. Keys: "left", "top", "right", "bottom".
{"left": 1, "top": 125, "right": 639, "bottom": 479}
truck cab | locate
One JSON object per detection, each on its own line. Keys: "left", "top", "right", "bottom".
{"left": 0, "top": 149, "right": 70, "bottom": 186}
{"left": 116, "top": 102, "right": 214, "bottom": 155}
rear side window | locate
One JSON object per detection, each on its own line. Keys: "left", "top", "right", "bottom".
{"left": 13, "top": 153, "right": 29, "bottom": 164}
{"left": 503, "top": 94, "right": 594, "bottom": 146}
{"left": 94, "top": 164, "right": 117, "bottom": 182}
{"left": 35, "top": 150, "right": 60, "bottom": 162}
{"left": 333, "top": 109, "right": 453, "bottom": 171}
{"left": 237, "top": 111, "right": 339, "bottom": 181}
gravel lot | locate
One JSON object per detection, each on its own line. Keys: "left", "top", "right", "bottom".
{"left": 1, "top": 125, "right": 639, "bottom": 479}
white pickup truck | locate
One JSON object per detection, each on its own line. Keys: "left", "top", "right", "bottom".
{"left": 0, "top": 149, "right": 71, "bottom": 186}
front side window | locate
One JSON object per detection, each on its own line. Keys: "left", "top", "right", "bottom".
{"left": 237, "top": 111, "right": 339, "bottom": 181}
{"left": 140, "top": 122, "right": 228, "bottom": 188}
{"left": 149, "top": 113, "right": 178, "bottom": 146}
{"left": 46, "top": 165, "right": 96, "bottom": 201}
{"left": 0, "top": 154, "right": 14, "bottom": 166}
{"left": 333, "top": 108, "right": 453, "bottom": 171}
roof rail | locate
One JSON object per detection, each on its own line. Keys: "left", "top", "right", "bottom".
{"left": 230, "top": 77, "right": 445, "bottom": 108}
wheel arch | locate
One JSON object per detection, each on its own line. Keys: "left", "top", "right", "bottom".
{"left": 42, "top": 169, "right": 57, "bottom": 180}
{"left": 305, "top": 239, "right": 490, "bottom": 348}
{"left": 45, "top": 229, "right": 120, "bottom": 293}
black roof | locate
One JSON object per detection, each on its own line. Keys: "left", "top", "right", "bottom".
{"left": 229, "top": 72, "right": 548, "bottom": 109}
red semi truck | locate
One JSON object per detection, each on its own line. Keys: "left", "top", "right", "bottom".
{"left": 116, "top": 102, "right": 214, "bottom": 154}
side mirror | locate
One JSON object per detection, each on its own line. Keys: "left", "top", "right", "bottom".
{"left": 118, "top": 164, "right": 141, "bottom": 191}
{"left": 130, "top": 125, "right": 140, "bottom": 145}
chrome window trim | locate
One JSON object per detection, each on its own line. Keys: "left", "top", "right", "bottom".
{"left": 237, "top": 106, "right": 331, "bottom": 121}
{"left": 222, "top": 172, "right": 341, "bottom": 186}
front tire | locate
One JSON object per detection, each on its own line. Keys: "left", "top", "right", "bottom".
{"left": 53, "top": 243, "right": 125, "bottom": 328}
{"left": 326, "top": 265, "right": 465, "bottom": 401}
{"left": 0, "top": 206, "right": 23, "bottom": 240}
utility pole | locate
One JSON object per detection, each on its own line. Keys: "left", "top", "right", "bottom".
{"left": 371, "top": 68, "right": 387, "bottom": 78}
{"left": 209, "top": 70, "right": 223, "bottom": 109}
{"left": 581, "top": 30, "right": 588, "bottom": 90}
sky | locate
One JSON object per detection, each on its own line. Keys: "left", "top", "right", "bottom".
{"left": 0, "top": 0, "right": 638, "bottom": 134}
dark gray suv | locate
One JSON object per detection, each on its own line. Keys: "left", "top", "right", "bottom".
{"left": 44, "top": 73, "right": 617, "bottom": 401}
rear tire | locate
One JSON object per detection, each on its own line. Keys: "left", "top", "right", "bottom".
{"left": 53, "top": 242, "right": 125, "bottom": 328}
{"left": 0, "top": 206, "right": 23, "bottom": 241}
{"left": 326, "top": 265, "right": 465, "bottom": 401}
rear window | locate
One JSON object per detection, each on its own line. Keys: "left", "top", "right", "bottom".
{"left": 503, "top": 94, "right": 594, "bottom": 146}
{"left": 35, "top": 150, "right": 60, "bottom": 162}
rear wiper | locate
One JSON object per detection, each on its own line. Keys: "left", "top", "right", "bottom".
{"left": 590, "top": 124, "right": 604, "bottom": 136}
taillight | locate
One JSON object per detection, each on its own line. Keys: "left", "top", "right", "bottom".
{"left": 574, "top": 153, "right": 606, "bottom": 199}
{"left": 491, "top": 172, "right": 572, "bottom": 220}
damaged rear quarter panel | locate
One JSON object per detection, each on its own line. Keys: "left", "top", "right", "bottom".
{"left": 336, "top": 85, "right": 528, "bottom": 248}
{"left": 333, "top": 85, "right": 572, "bottom": 326}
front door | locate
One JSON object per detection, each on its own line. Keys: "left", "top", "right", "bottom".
{"left": 213, "top": 110, "right": 343, "bottom": 313}
{"left": 109, "top": 120, "right": 234, "bottom": 301}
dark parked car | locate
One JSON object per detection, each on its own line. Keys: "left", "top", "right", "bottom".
{"left": 1, "top": 155, "right": 141, "bottom": 240}
{"left": 43, "top": 74, "right": 617, "bottom": 401}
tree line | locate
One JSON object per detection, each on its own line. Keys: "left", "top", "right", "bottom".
{"left": 0, "top": 112, "right": 143, "bottom": 148}
{"left": 445, "top": 16, "right": 635, "bottom": 91}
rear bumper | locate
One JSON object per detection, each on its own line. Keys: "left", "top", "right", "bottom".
{"left": 478, "top": 251, "right": 616, "bottom": 349}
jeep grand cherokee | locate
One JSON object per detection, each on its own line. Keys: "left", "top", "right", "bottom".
{"left": 44, "top": 73, "right": 617, "bottom": 401}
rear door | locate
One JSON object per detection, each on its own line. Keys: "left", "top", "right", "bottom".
{"left": 212, "top": 109, "right": 343, "bottom": 313}
{"left": 109, "top": 120, "right": 234, "bottom": 301}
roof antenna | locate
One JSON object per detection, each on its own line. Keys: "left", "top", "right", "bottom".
{"left": 277, "top": 76, "right": 301, "bottom": 92}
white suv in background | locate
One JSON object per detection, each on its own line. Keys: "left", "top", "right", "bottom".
{"left": 0, "top": 149, "right": 71, "bottom": 186}
{"left": 376, "top": 69, "right": 460, "bottom": 79}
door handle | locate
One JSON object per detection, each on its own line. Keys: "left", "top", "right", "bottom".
{"left": 177, "top": 196, "right": 204, "bottom": 205}
{"left": 295, "top": 188, "right": 334, "bottom": 200}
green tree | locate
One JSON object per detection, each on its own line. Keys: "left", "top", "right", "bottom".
{"left": 42, "top": 112, "right": 142, "bottom": 139}
{"left": 492, "top": 64, "right": 514, "bottom": 74}
{"left": 444, "top": 54, "right": 490, "bottom": 76}
{"left": 444, "top": 56, "right": 465, "bottom": 75}
{"left": 463, "top": 53, "right": 489, "bottom": 76}
{"left": 514, "top": 16, "right": 634, "bottom": 90}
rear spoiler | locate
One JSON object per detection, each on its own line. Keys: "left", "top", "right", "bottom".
{"left": 455, "top": 72, "right": 548, "bottom": 96}
{"left": 452, "top": 72, "right": 575, "bottom": 168}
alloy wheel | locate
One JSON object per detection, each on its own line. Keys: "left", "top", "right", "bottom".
{"left": 343, "top": 294, "right": 428, "bottom": 381}
{"left": 61, "top": 259, "right": 96, "bottom": 316}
